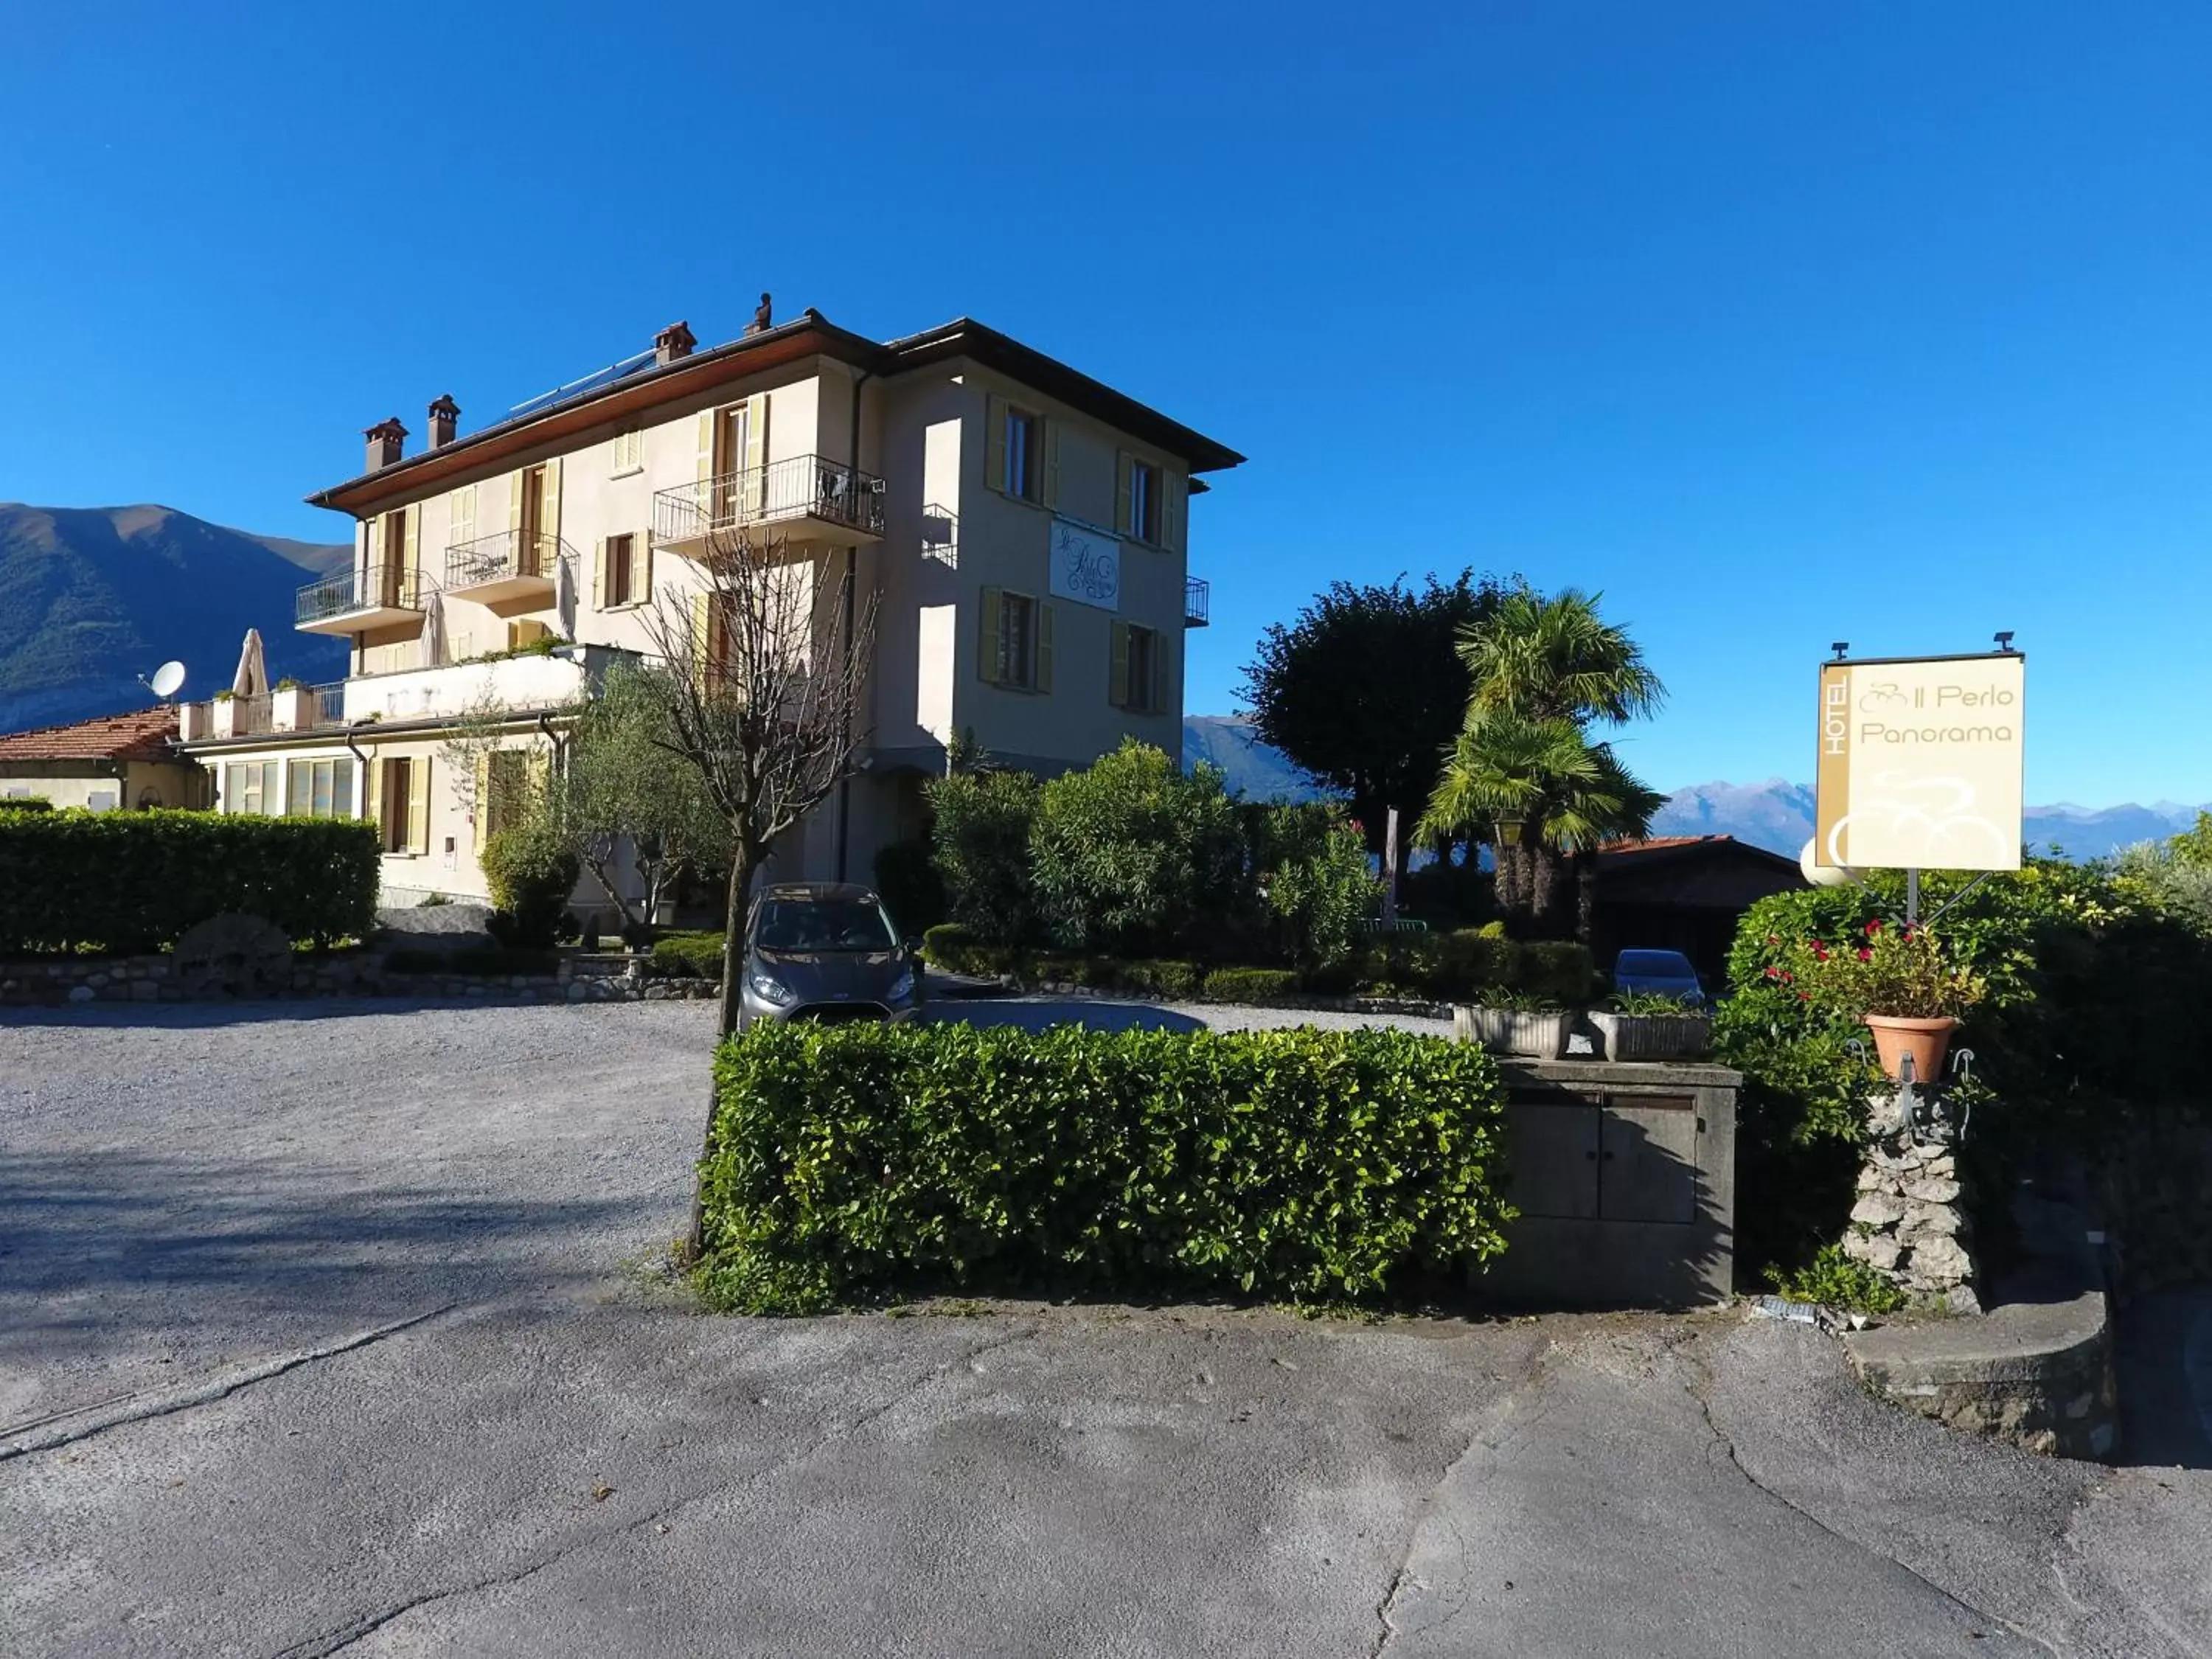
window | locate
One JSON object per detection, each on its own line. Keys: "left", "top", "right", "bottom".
{"left": 507, "top": 619, "right": 553, "bottom": 652}
{"left": 1005, "top": 407, "right": 1038, "bottom": 501}
{"left": 377, "top": 509, "right": 409, "bottom": 602}
{"left": 1112, "top": 621, "right": 1165, "bottom": 713}
{"left": 86, "top": 790, "right": 118, "bottom": 813}
{"left": 448, "top": 484, "right": 476, "bottom": 552}
{"left": 284, "top": 757, "right": 356, "bottom": 821}
{"left": 1127, "top": 459, "right": 1160, "bottom": 543}
{"left": 978, "top": 588, "right": 1054, "bottom": 692}
{"left": 367, "top": 757, "right": 431, "bottom": 855}
{"left": 611, "top": 428, "right": 643, "bottom": 476}
{"left": 599, "top": 532, "right": 648, "bottom": 609}
{"left": 223, "top": 760, "right": 282, "bottom": 815}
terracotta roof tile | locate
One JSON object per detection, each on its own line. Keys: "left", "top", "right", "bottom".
{"left": 0, "top": 707, "right": 182, "bottom": 762}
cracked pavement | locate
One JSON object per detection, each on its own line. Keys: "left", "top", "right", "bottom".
{"left": 5, "top": 999, "right": 2211, "bottom": 1656}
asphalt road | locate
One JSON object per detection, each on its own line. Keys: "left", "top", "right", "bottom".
{"left": 4, "top": 997, "right": 2210, "bottom": 1658}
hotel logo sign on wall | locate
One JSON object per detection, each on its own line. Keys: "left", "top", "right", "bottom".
{"left": 1048, "top": 521, "right": 1121, "bottom": 612}
{"left": 1815, "top": 653, "right": 2025, "bottom": 871}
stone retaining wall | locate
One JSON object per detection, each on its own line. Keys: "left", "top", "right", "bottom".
{"left": 0, "top": 952, "right": 720, "bottom": 1007}
{"left": 2094, "top": 1110, "right": 2212, "bottom": 1298}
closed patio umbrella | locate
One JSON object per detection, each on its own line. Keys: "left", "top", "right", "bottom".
{"left": 420, "top": 588, "right": 448, "bottom": 668}
{"left": 231, "top": 628, "right": 268, "bottom": 698}
{"left": 554, "top": 549, "right": 577, "bottom": 640}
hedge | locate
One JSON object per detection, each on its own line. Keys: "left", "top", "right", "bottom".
{"left": 0, "top": 797, "right": 54, "bottom": 813}
{"left": 695, "top": 1021, "right": 1514, "bottom": 1312}
{"left": 0, "top": 809, "right": 378, "bottom": 953}
{"left": 1200, "top": 965, "right": 1304, "bottom": 1002}
{"left": 650, "top": 929, "right": 728, "bottom": 980}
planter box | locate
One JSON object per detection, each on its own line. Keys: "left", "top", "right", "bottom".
{"left": 1452, "top": 1005, "right": 1572, "bottom": 1059}
{"left": 1587, "top": 1011, "right": 1712, "bottom": 1062}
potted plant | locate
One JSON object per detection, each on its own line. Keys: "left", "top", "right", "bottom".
{"left": 1587, "top": 988, "right": 1711, "bottom": 1061}
{"left": 1786, "top": 919, "right": 1985, "bottom": 1081}
{"left": 1453, "top": 990, "right": 1573, "bottom": 1059}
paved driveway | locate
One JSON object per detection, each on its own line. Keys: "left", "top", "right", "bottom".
{"left": 4, "top": 998, "right": 2210, "bottom": 1657}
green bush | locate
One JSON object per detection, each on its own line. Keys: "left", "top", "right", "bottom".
{"left": 1360, "top": 928, "right": 1526, "bottom": 998}
{"left": 384, "top": 945, "right": 560, "bottom": 977}
{"left": 872, "top": 836, "right": 946, "bottom": 939}
{"left": 0, "top": 796, "right": 54, "bottom": 813}
{"left": 1769, "top": 1245, "right": 1907, "bottom": 1315}
{"left": 1114, "top": 958, "right": 1201, "bottom": 998}
{"left": 0, "top": 808, "right": 376, "bottom": 953}
{"left": 695, "top": 1021, "right": 1514, "bottom": 1312}
{"left": 1028, "top": 740, "right": 1245, "bottom": 956}
{"left": 920, "top": 922, "right": 1009, "bottom": 978}
{"left": 481, "top": 818, "right": 580, "bottom": 950}
{"left": 1202, "top": 966, "right": 1305, "bottom": 1003}
{"left": 926, "top": 768, "right": 1040, "bottom": 945}
{"left": 650, "top": 930, "right": 727, "bottom": 980}
{"left": 1517, "top": 941, "right": 1596, "bottom": 1004}
{"left": 1252, "top": 801, "right": 1377, "bottom": 968}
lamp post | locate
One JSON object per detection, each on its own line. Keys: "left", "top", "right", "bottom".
{"left": 1495, "top": 814, "right": 1526, "bottom": 912}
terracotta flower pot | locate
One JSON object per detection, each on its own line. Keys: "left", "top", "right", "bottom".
{"left": 1862, "top": 1014, "right": 1956, "bottom": 1082}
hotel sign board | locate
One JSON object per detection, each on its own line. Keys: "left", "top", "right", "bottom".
{"left": 1814, "top": 653, "right": 2025, "bottom": 872}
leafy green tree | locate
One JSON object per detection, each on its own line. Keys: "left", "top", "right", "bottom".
{"left": 1252, "top": 801, "right": 1378, "bottom": 968}
{"left": 1239, "top": 570, "right": 1506, "bottom": 862}
{"left": 1029, "top": 740, "right": 1245, "bottom": 955}
{"left": 560, "top": 661, "right": 730, "bottom": 937}
{"left": 925, "top": 766, "right": 1042, "bottom": 945}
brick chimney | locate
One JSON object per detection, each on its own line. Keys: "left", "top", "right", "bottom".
{"left": 364, "top": 418, "right": 408, "bottom": 471}
{"left": 426, "top": 394, "right": 460, "bottom": 449}
{"left": 655, "top": 320, "right": 696, "bottom": 366}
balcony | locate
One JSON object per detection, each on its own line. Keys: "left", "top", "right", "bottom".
{"left": 653, "top": 453, "right": 886, "bottom": 558}
{"left": 444, "top": 529, "right": 568, "bottom": 605}
{"left": 1184, "top": 577, "right": 1211, "bottom": 629}
{"left": 179, "top": 681, "right": 347, "bottom": 742}
{"left": 296, "top": 563, "right": 434, "bottom": 634}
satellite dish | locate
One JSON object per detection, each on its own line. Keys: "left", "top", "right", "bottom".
{"left": 1799, "top": 838, "right": 1857, "bottom": 888}
{"left": 147, "top": 661, "right": 187, "bottom": 700}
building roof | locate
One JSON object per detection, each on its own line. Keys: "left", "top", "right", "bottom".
{"left": 0, "top": 706, "right": 181, "bottom": 763}
{"left": 1598, "top": 834, "right": 1803, "bottom": 872}
{"left": 307, "top": 311, "right": 1245, "bottom": 516}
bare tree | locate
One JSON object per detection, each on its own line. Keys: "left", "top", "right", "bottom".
{"left": 638, "top": 527, "right": 879, "bottom": 1032}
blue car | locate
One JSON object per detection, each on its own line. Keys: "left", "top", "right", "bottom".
{"left": 1611, "top": 949, "right": 1707, "bottom": 1009}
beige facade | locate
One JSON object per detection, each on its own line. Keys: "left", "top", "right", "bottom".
{"left": 179, "top": 312, "right": 1240, "bottom": 916}
{"left": 0, "top": 757, "right": 210, "bottom": 813}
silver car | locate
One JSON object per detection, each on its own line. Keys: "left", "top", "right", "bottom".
{"left": 737, "top": 882, "right": 924, "bottom": 1029}
{"left": 1610, "top": 948, "right": 1708, "bottom": 1009}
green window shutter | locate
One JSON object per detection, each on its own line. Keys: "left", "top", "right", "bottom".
{"left": 1110, "top": 620, "right": 1130, "bottom": 708}
{"left": 978, "top": 587, "right": 1003, "bottom": 684}
{"left": 1042, "top": 419, "right": 1061, "bottom": 509}
{"left": 1162, "top": 469, "right": 1184, "bottom": 552}
{"left": 1116, "top": 452, "right": 1133, "bottom": 537}
{"left": 984, "top": 396, "right": 1007, "bottom": 493}
{"left": 1036, "top": 602, "right": 1055, "bottom": 694}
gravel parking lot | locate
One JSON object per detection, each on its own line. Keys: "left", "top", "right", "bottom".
{"left": 4, "top": 996, "right": 2210, "bottom": 1657}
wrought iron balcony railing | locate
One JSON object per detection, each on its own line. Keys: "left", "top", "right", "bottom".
{"left": 296, "top": 562, "right": 432, "bottom": 625}
{"left": 1184, "top": 577, "right": 1211, "bottom": 628}
{"left": 653, "top": 453, "right": 886, "bottom": 546}
{"left": 445, "top": 529, "right": 566, "bottom": 591}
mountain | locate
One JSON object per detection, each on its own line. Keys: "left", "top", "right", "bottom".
{"left": 0, "top": 504, "right": 351, "bottom": 734}
{"left": 1179, "top": 718, "right": 2205, "bottom": 861}
{"left": 1655, "top": 779, "right": 2209, "bottom": 862}
{"left": 1182, "top": 715, "right": 1332, "bottom": 802}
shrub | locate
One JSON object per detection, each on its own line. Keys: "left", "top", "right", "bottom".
{"left": 650, "top": 930, "right": 727, "bottom": 981}
{"left": 0, "top": 808, "right": 376, "bottom": 953}
{"left": 926, "top": 768, "right": 1040, "bottom": 945}
{"left": 1363, "top": 928, "right": 1523, "bottom": 998}
{"left": 481, "top": 818, "right": 580, "bottom": 949}
{"left": 872, "top": 836, "right": 946, "bottom": 939}
{"left": 920, "top": 923, "right": 1010, "bottom": 977}
{"left": 1253, "top": 802, "right": 1377, "bottom": 968}
{"left": 1114, "top": 958, "right": 1201, "bottom": 998}
{"left": 695, "top": 1021, "right": 1514, "bottom": 1312}
{"left": 1202, "top": 966, "right": 1304, "bottom": 1004}
{"left": 1028, "top": 740, "right": 1245, "bottom": 956}
{"left": 0, "top": 796, "right": 54, "bottom": 813}
{"left": 1517, "top": 941, "right": 1596, "bottom": 1004}
{"left": 1769, "top": 1245, "right": 1907, "bottom": 1315}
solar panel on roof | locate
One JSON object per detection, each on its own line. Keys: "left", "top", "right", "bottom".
{"left": 507, "top": 347, "right": 659, "bottom": 418}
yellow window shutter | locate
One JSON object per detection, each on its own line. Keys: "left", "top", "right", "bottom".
{"left": 408, "top": 757, "right": 431, "bottom": 855}
{"left": 1116, "top": 452, "right": 1134, "bottom": 536}
{"left": 741, "top": 394, "right": 770, "bottom": 517}
{"left": 984, "top": 395, "right": 1006, "bottom": 493}
{"left": 1152, "top": 631, "right": 1169, "bottom": 714}
{"left": 363, "top": 754, "right": 380, "bottom": 836}
{"left": 475, "top": 753, "right": 492, "bottom": 837}
{"left": 639, "top": 529, "right": 654, "bottom": 602}
{"left": 403, "top": 504, "right": 420, "bottom": 584}
{"left": 1162, "top": 469, "right": 1185, "bottom": 552}
{"left": 450, "top": 484, "right": 475, "bottom": 550}
{"left": 1042, "top": 420, "right": 1061, "bottom": 509}
{"left": 978, "top": 587, "right": 1002, "bottom": 683}
{"left": 1036, "top": 602, "right": 1055, "bottom": 695}
{"left": 366, "top": 514, "right": 384, "bottom": 574}
{"left": 1110, "top": 620, "right": 1130, "bottom": 708}
{"left": 540, "top": 458, "right": 563, "bottom": 552}
{"left": 526, "top": 750, "right": 551, "bottom": 806}
{"left": 696, "top": 409, "right": 718, "bottom": 483}
{"left": 591, "top": 538, "right": 606, "bottom": 608}
{"left": 507, "top": 469, "right": 524, "bottom": 533}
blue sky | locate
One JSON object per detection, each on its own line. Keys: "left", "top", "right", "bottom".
{"left": 6, "top": 2, "right": 2209, "bottom": 806}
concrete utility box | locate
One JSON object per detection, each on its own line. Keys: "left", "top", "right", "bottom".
{"left": 1473, "top": 1058, "right": 1740, "bottom": 1310}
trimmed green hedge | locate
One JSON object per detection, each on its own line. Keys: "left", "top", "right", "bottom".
{"left": 650, "top": 929, "right": 728, "bottom": 980}
{"left": 922, "top": 922, "right": 1595, "bottom": 1008}
{"left": 695, "top": 1021, "right": 1514, "bottom": 1312}
{"left": 0, "top": 809, "right": 378, "bottom": 953}
{"left": 0, "top": 797, "right": 54, "bottom": 813}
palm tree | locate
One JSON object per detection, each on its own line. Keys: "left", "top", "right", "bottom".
{"left": 1427, "top": 585, "right": 1668, "bottom": 933}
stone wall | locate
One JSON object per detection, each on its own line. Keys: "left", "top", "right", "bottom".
{"left": 1842, "top": 1123, "right": 1980, "bottom": 1314}
{"left": 2093, "top": 1110, "right": 2212, "bottom": 1299}
{"left": 0, "top": 951, "right": 720, "bottom": 1007}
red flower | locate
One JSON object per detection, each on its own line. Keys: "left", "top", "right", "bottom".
{"left": 1764, "top": 965, "right": 1781, "bottom": 979}
{"left": 1865, "top": 919, "right": 1882, "bottom": 936}
{"left": 1766, "top": 934, "right": 1780, "bottom": 946}
{"left": 1778, "top": 970, "right": 1795, "bottom": 983}
{"left": 1857, "top": 947, "right": 1872, "bottom": 961}
{"left": 1812, "top": 943, "right": 1829, "bottom": 961}
{"left": 1900, "top": 923, "right": 1916, "bottom": 940}
{"left": 1798, "top": 990, "right": 1812, "bottom": 1001}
